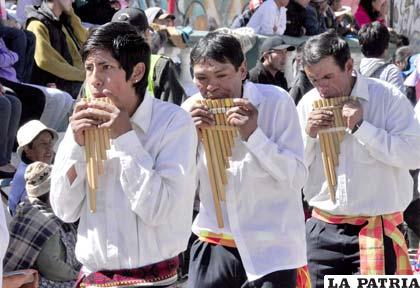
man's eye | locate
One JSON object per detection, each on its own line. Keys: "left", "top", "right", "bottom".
{"left": 85, "top": 66, "right": 93, "bottom": 71}
{"left": 104, "top": 65, "right": 112, "bottom": 70}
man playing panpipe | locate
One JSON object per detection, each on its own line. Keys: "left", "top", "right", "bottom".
{"left": 296, "top": 30, "right": 420, "bottom": 288}
{"left": 50, "top": 22, "right": 197, "bottom": 287}
{"left": 182, "top": 31, "right": 308, "bottom": 288}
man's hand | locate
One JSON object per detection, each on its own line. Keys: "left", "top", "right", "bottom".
{"left": 187, "top": 101, "right": 215, "bottom": 141}
{"left": 305, "top": 108, "right": 334, "bottom": 138}
{"left": 69, "top": 100, "right": 100, "bottom": 146}
{"left": 226, "top": 98, "right": 258, "bottom": 141}
{"left": 342, "top": 99, "right": 363, "bottom": 130}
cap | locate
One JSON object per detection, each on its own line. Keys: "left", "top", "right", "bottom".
{"left": 260, "top": 36, "right": 295, "bottom": 57}
{"left": 112, "top": 8, "right": 150, "bottom": 32}
{"left": 145, "top": 7, "right": 175, "bottom": 25}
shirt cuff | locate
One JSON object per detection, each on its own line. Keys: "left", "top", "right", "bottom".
{"left": 68, "top": 142, "right": 85, "bottom": 162}
{"left": 242, "top": 127, "right": 267, "bottom": 151}
{"left": 352, "top": 120, "right": 376, "bottom": 146}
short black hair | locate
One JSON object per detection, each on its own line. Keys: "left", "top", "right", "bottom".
{"left": 81, "top": 22, "right": 150, "bottom": 99}
{"left": 190, "top": 31, "right": 244, "bottom": 71}
{"left": 302, "top": 30, "right": 350, "bottom": 71}
{"left": 358, "top": 21, "right": 389, "bottom": 58}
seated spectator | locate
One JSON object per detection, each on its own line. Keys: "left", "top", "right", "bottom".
{"left": 8, "top": 120, "right": 58, "bottom": 216}
{"left": 145, "top": 7, "right": 175, "bottom": 27}
{"left": 0, "top": 21, "right": 35, "bottom": 83}
{"left": 4, "top": 162, "right": 81, "bottom": 288}
{"left": 111, "top": 8, "right": 187, "bottom": 105}
{"left": 405, "top": 56, "right": 420, "bottom": 104}
{"left": 305, "top": 0, "right": 337, "bottom": 35}
{"left": 358, "top": 22, "right": 405, "bottom": 94}
{"left": 284, "top": 0, "right": 310, "bottom": 37}
{"left": 247, "top": 0, "right": 289, "bottom": 35}
{"left": 289, "top": 42, "right": 313, "bottom": 105}
{"left": 26, "top": 0, "right": 89, "bottom": 98}
{"left": 329, "top": 0, "right": 356, "bottom": 36}
{"left": 248, "top": 36, "right": 294, "bottom": 90}
{"left": 0, "top": 84, "right": 21, "bottom": 179}
{"left": 231, "top": 0, "right": 265, "bottom": 28}
{"left": 0, "top": 37, "right": 74, "bottom": 130}
{"left": 354, "top": 0, "right": 387, "bottom": 29}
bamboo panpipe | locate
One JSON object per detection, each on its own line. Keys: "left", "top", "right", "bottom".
{"left": 313, "top": 96, "right": 354, "bottom": 203}
{"left": 82, "top": 88, "right": 112, "bottom": 213}
{"left": 200, "top": 98, "right": 238, "bottom": 228}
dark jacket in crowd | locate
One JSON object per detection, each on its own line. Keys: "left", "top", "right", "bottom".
{"left": 305, "top": 4, "right": 337, "bottom": 36}
{"left": 248, "top": 62, "right": 288, "bottom": 91}
{"left": 151, "top": 56, "right": 187, "bottom": 106}
{"left": 284, "top": 0, "right": 307, "bottom": 37}
{"left": 289, "top": 70, "right": 313, "bottom": 105}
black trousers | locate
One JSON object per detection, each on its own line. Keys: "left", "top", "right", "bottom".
{"left": 306, "top": 217, "right": 397, "bottom": 288}
{"left": 188, "top": 239, "right": 297, "bottom": 288}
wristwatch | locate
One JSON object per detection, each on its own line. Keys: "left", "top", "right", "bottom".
{"left": 351, "top": 120, "right": 363, "bottom": 134}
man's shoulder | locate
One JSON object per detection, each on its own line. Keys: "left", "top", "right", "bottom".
{"left": 152, "top": 96, "right": 192, "bottom": 122}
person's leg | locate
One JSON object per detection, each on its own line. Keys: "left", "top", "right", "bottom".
{"left": 0, "top": 77, "right": 45, "bottom": 126}
{"left": 188, "top": 240, "right": 247, "bottom": 288}
{"left": 0, "top": 96, "right": 12, "bottom": 166}
{"left": 4, "top": 94, "right": 21, "bottom": 162}
{"left": 241, "top": 269, "right": 297, "bottom": 288}
{"left": 22, "top": 30, "right": 36, "bottom": 83}
{"left": 306, "top": 218, "right": 353, "bottom": 288}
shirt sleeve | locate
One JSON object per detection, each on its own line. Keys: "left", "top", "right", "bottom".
{"left": 0, "top": 41, "right": 18, "bottom": 68}
{"left": 277, "top": 7, "right": 287, "bottom": 35}
{"left": 26, "top": 20, "right": 85, "bottom": 82}
{"left": 353, "top": 87, "right": 420, "bottom": 169}
{"left": 50, "top": 127, "right": 87, "bottom": 223}
{"left": 242, "top": 95, "right": 308, "bottom": 191}
{"left": 112, "top": 110, "right": 198, "bottom": 226}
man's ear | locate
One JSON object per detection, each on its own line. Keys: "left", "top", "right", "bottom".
{"left": 130, "top": 62, "right": 146, "bottom": 84}
{"left": 239, "top": 61, "right": 248, "bottom": 81}
{"left": 345, "top": 58, "right": 353, "bottom": 74}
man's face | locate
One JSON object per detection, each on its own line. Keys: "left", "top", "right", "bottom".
{"left": 25, "top": 131, "right": 54, "bottom": 164}
{"left": 193, "top": 58, "right": 247, "bottom": 99}
{"left": 84, "top": 49, "right": 141, "bottom": 111}
{"left": 155, "top": 17, "right": 175, "bottom": 27}
{"left": 266, "top": 49, "right": 288, "bottom": 72}
{"left": 304, "top": 56, "right": 353, "bottom": 98}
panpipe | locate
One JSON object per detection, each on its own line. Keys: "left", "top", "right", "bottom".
{"left": 82, "top": 87, "right": 112, "bottom": 213}
{"left": 313, "top": 96, "right": 354, "bottom": 203}
{"left": 199, "top": 98, "right": 238, "bottom": 228}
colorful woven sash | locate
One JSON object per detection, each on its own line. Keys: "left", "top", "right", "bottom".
{"left": 199, "top": 230, "right": 311, "bottom": 288}
{"left": 75, "top": 257, "right": 179, "bottom": 287}
{"left": 312, "top": 208, "right": 413, "bottom": 275}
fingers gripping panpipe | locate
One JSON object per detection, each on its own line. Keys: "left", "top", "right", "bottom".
{"left": 199, "top": 98, "right": 238, "bottom": 228}
{"left": 313, "top": 96, "right": 355, "bottom": 203}
{"left": 83, "top": 89, "right": 112, "bottom": 213}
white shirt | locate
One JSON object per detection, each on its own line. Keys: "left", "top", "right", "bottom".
{"left": 247, "top": 0, "right": 287, "bottom": 36}
{"left": 297, "top": 73, "right": 420, "bottom": 216}
{"left": 51, "top": 92, "right": 198, "bottom": 272}
{"left": 182, "top": 81, "right": 308, "bottom": 281}
{"left": 0, "top": 205, "right": 9, "bottom": 287}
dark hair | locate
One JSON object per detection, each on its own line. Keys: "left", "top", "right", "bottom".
{"left": 81, "top": 22, "right": 150, "bottom": 99}
{"left": 302, "top": 30, "right": 350, "bottom": 71}
{"left": 190, "top": 31, "right": 244, "bottom": 71}
{"left": 358, "top": 21, "right": 389, "bottom": 57}
{"left": 358, "top": 0, "right": 381, "bottom": 22}
{"left": 395, "top": 34, "right": 410, "bottom": 48}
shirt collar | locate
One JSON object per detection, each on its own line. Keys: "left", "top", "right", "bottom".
{"left": 349, "top": 70, "right": 370, "bottom": 102}
{"left": 130, "top": 91, "right": 153, "bottom": 133}
{"left": 243, "top": 81, "right": 262, "bottom": 108}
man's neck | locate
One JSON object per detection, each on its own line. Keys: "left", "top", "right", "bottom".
{"left": 262, "top": 61, "right": 278, "bottom": 78}
{"left": 47, "top": 2, "right": 63, "bottom": 18}
{"left": 273, "top": 0, "right": 282, "bottom": 8}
